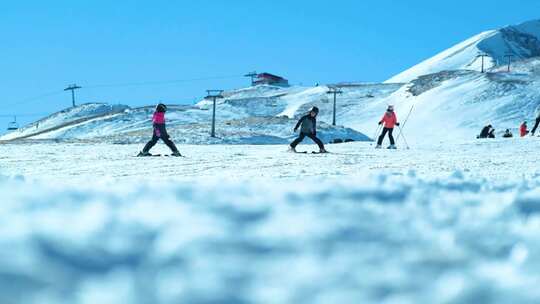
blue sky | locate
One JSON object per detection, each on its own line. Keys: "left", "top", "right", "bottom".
{"left": 1, "top": 0, "right": 539, "bottom": 129}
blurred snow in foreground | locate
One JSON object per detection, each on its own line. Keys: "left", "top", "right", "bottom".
{"left": 2, "top": 140, "right": 540, "bottom": 303}
{"left": 2, "top": 171, "right": 540, "bottom": 303}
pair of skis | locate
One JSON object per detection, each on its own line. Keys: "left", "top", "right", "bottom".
{"left": 294, "top": 151, "right": 329, "bottom": 154}
{"left": 135, "top": 153, "right": 184, "bottom": 158}
{"left": 376, "top": 145, "right": 397, "bottom": 150}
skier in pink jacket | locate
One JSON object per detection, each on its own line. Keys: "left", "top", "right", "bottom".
{"left": 138, "top": 103, "right": 182, "bottom": 157}
{"left": 376, "top": 105, "right": 400, "bottom": 149}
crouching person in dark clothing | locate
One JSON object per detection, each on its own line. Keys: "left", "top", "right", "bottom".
{"left": 138, "top": 103, "right": 182, "bottom": 157}
{"left": 478, "top": 124, "right": 495, "bottom": 139}
{"left": 289, "top": 106, "right": 327, "bottom": 153}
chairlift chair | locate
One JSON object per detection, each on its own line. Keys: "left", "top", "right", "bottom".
{"left": 7, "top": 116, "right": 19, "bottom": 131}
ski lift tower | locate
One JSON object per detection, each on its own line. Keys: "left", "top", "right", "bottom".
{"left": 244, "top": 71, "right": 257, "bottom": 86}
{"left": 7, "top": 116, "right": 19, "bottom": 131}
{"left": 477, "top": 53, "right": 489, "bottom": 73}
{"left": 205, "top": 90, "right": 224, "bottom": 138}
{"left": 64, "top": 84, "right": 82, "bottom": 107}
{"left": 327, "top": 86, "right": 343, "bottom": 126}
{"left": 504, "top": 53, "right": 515, "bottom": 72}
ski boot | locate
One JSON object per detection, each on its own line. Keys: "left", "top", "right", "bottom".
{"left": 171, "top": 151, "right": 182, "bottom": 157}
{"left": 387, "top": 145, "right": 397, "bottom": 150}
{"left": 319, "top": 148, "right": 329, "bottom": 154}
{"left": 288, "top": 146, "right": 297, "bottom": 153}
{"left": 137, "top": 151, "right": 151, "bottom": 157}
{"left": 375, "top": 145, "right": 382, "bottom": 149}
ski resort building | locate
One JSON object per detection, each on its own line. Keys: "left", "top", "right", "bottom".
{"left": 253, "top": 73, "right": 289, "bottom": 87}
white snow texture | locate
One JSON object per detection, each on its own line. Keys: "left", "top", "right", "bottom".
{"left": 3, "top": 18, "right": 540, "bottom": 304}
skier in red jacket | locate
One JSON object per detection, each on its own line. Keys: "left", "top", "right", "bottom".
{"left": 520, "top": 121, "right": 529, "bottom": 137}
{"left": 376, "top": 105, "right": 400, "bottom": 149}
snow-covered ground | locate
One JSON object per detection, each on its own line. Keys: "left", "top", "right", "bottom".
{"left": 3, "top": 17, "right": 540, "bottom": 304}
{"left": 1, "top": 139, "right": 540, "bottom": 181}
{"left": 3, "top": 139, "right": 540, "bottom": 303}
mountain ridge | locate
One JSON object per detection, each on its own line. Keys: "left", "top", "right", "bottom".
{"left": 387, "top": 19, "right": 540, "bottom": 83}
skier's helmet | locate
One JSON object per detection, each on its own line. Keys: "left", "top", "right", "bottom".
{"left": 156, "top": 103, "right": 167, "bottom": 113}
{"left": 310, "top": 106, "right": 319, "bottom": 114}
{"left": 387, "top": 105, "right": 394, "bottom": 112}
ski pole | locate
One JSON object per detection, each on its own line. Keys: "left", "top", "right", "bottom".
{"left": 371, "top": 124, "right": 382, "bottom": 144}
{"left": 396, "top": 104, "right": 414, "bottom": 142}
{"left": 397, "top": 125, "right": 410, "bottom": 150}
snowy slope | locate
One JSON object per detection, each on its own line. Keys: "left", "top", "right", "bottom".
{"left": 350, "top": 60, "right": 540, "bottom": 145}
{"left": 0, "top": 103, "right": 129, "bottom": 141}
{"left": 1, "top": 86, "right": 375, "bottom": 144}
{"left": 4, "top": 140, "right": 540, "bottom": 303}
{"left": 3, "top": 62, "right": 540, "bottom": 146}
{"left": 387, "top": 19, "right": 540, "bottom": 83}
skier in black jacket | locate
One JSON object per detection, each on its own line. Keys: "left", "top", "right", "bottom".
{"left": 289, "top": 106, "right": 327, "bottom": 153}
{"left": 478, "top": 125, "right": 495, "bottom": 139}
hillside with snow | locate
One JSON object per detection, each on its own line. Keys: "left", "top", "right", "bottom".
{"left": 366, "top": 59, "right": 540, "bottom": 144}
{"left": 3, "top": 19, "right": 540, "bottom": 147}
{"left": 387, "top": 19, "right": 540, "bottom": 83}
{"left": 0, "top": 85, "right": 377, "bottom": 145}
{"left": 3, "top": 59, "right": 540, "bottom": 146}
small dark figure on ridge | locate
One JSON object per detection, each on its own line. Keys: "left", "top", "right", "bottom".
{"left": 503, "top": 129, "right": 513, "bottom": 138}
{"left": 478, "top": 125, "right": 495, "bottom": 139}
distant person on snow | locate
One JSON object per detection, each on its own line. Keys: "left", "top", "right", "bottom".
{"left": 531, "top": 105, "right": 540, "bottom": 136}
{"left": 289, "top": 106, "right": 327, "bottom": 153}
{"left": 520, "top": 121, "right": 530, "bottom": 137}
{"left": 376, "top": 105, "right": 400, "bottom": 149}
{"left": 138, "top": 103, "right": 182, "bottom": 157}
{"left": 503, "top": 129, "right": 513, "bottom": 138}
{"left": 478, "top": 125, "right": 495, "bottom": 139}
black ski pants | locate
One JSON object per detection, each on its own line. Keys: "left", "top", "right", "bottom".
{"left": 377, "top": 127, "right": 395, "bottom": 145}
{"left": 532, "top": 117, "right": 540, "bottom": 135}
{"left": 143, "top": 124, "right": 179, "bottom": 153}
{"left": 290, "top": 132, "right": 325, "bottom": 150}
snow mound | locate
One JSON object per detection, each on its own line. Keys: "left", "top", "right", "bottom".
{"left": 2, "top": 86, "right": 384, "bottom": 144}
{"left": 387, "top": 19, "right": 540, "bottom": 83}
{"left": 2, "top": 172, "right": 540, "bottom": 303}
{"left": 0, "top": 103, "right": 129, "bottom": 141}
